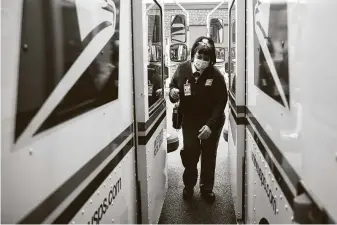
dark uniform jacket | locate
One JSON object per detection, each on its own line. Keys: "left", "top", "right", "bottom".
{"left": 169, "top": 60, "right": 228, "bottom": 131}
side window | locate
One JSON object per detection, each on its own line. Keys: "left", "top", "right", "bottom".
{"left": 15, "top": 0, "right": 120, "bottom": 140}
{"left": 229, "top": 2, "right": 236, "bottom": 97}
{"left": 147, "top": 2, "right": 164, "bottom": 112}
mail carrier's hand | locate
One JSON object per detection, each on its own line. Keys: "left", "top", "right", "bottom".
{"left": 198, "top": 125, "right": 212, "bottom": 140}
{"left": 170, "top": 88, "right": 180, "bottom": 100}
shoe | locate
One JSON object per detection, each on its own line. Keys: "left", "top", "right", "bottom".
{"left": 183, "top": 187, "right": 194, "bottom": 200}
{"left": 200, "top": 190, "right": 215, "bottom": 204}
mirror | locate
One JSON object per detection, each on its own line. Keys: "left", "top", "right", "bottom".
{"left": 170, "top": 43, "right": 188, "bottom": 62}
{"left": 215, "top": 47, "right": 225, "bottom": 63}
{"left": 170, "top": 14, "right": 186, "bottom": 43}
{"left": 225, "top": 62, "right": 235, "bottom": 73}
{"left": 148, "top": 45, "right": 162, "bottom": 62}
{"left": 210, "top": 18, "right": 224, "bottom": 43}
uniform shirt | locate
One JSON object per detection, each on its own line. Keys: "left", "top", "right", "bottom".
{"left": 169, "top": 60, "right": 228, "bottom": 131}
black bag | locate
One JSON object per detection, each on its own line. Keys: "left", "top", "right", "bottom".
{"left": 172, "top": 101, "right": 183, "bottom": 130}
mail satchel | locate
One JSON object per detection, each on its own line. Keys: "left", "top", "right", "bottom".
{"left": 172, "top": 101, "right": 183, "bottom": 130}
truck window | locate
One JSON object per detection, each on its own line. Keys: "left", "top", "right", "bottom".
{"left": 15, "top": 0, "right": 120, "bottom": 140}
{"left": 229, "top": 2, "right": 236, "bottom": 97}
{"left": 147, "top": 2, "right": 164, "bottom": 112}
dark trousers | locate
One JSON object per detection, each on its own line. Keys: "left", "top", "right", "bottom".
{"left": 180, "top": 118, "right": 224, "bottom": 192}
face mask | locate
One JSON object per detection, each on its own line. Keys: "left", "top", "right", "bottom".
{"left": 194, "top": 58, "right": 209, "bottom": 71}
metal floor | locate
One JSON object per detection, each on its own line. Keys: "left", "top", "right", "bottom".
{"left": 159, "top": 99, "right": 236, "bottom": 224}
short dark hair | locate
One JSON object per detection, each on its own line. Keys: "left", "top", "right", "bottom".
{"left": 190, "top": 36, "right": 216, "bottom": 65}
{"left": 193, "top": 44, "right": 213, "bottom": 60}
